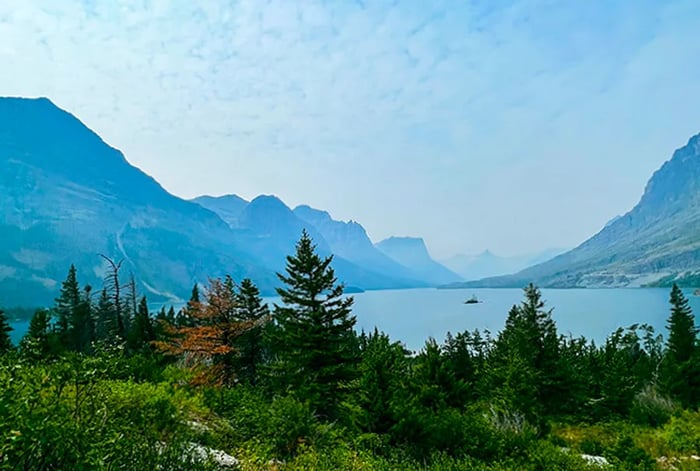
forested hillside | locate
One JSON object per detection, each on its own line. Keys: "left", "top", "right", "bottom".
{"left": 0, "top": 233, "right": 699, "bottom": 470}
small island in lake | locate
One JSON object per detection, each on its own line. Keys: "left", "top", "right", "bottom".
{"left": 464, "top": 295, "right": 481, "bottom": 304}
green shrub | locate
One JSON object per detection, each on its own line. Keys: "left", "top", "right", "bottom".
{"left": 608, "top": 435, "right": 656, "bottom": 470}
{"left": 630, "top": 384, "right": 676, "bottom": 427}
{"left": 579, "top": 437, "right": 605, "bottom": 456}
{"left": 663, "top": 410, "right": 700, "bottom": 454}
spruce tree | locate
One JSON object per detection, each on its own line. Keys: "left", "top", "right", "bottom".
{"left": 234, "top": 278, "right": 270, "bottom": 386}
{"left": 662, "top": 284, "right": 700, "bottom": 406}
{"left": 269, "top": 230, "right": 360, "bottom": 420}
{"left": 54, "top": 264, "right": 81, "bottom": 345}
{"left": 0, "top": 308, "right": 13, "bottom": 354}
{"left": 492, "top": 284, "right": 560, "bottom": 427}
{"left": 95, "top": 288, "right": 118, "bottom": 343}
{"left": 128, "top": 296, "right": 155, "bottom": 353}
{"left": 666, "top": 284, "right": 697, "bottom": 363}
{"left": 20, "top": 309, "right": 54, "bottom": 359}
{"left": 177, "top": 284, "right": 201, "bottom": 327}
{"left": 356, "top": 328, "right": 409, "bottom": 434}
{"left": 71, "top": 286, "right": 95, "bottom": 353}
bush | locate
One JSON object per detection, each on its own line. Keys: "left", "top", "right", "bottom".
{"left": 608, "top": 435, "right": 656, "bottom": 470}
{"left": 663, "top": 410, "right": 700, "bottom": 454}
{"left": 579, "top": 437, "right": 605, "bottom": 456}
{"left": 630, "top": 384, "right": 676, "bottom": 427}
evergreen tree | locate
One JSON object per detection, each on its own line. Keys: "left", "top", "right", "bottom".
{"left": 177, "top": 284, "right": 201, "bottom": 327}
{"left": 269, "top": 230, "right": 360, "bottom": 420}
{"left": 356, "top": 328, "right": 410, "bottom": 434}
{"left": 234, "top": 278, "right": 270, "bottom": 386}
{"left": 662, "top": 284, "right": 700, "bottom": 406}
{"left": 0, "top": 308, "right": 13, "bottom": 354}
{"left": 665, "top": 284, "right": 697, "bottom": 363}
{"left": 71, "top": 285, "right": 95, "bottom": 353}
{"left": 95, "top": 288, "right": 118, "bottom": 343}
{"left": 54, "top": 264, "right": 81, "bottom": 344}
{"left": 122, "top": 274, "right": 138, "bottom": 336}
{"left": 491, "top": 284, "right": 560, "bottom": 428}
{"left": 128, "top": 296, "right": 155, "bottom": 353}
{"left": 20, "top": 309, "right": 54, "bottom": 359}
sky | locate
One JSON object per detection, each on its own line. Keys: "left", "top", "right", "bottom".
{"left": 2, "top": 0, "right": 700, "bottom": 259}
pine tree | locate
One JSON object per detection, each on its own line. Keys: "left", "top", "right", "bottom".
{"left": 269, "top": 230, "right": 360, "bottom": 420}
{"left": 0, "top": 308, "right": 13, "bottom": 354}
{"left": 54, "top": 265, "right": 81, "bottom": 345}
{"left": 666, "top": 284, "right": 697, "bottom": 363}
{"left": 662, "top": 284, "right": 700, "bottom": 406}
{"left": 233, "top": 278, "right": 270, "bottom": 386}
{"left": 20, "top": 309, "right": 54, "bottom": 359}
{"left": 177, "top": 284, "right": 201, "bottom": 327}
{"left": 122, "top": 274, "right": 138, "bottom": 336}
{"left": 128, "top": 296, "right": 155, "bottom": 353}
{"left": 71, "top": 285, "right": 95, "bottom": 353}
{"left": 356, "top": 328, "right": 410, "bottom": 434}
{"left": 491, "top": 284, "right": 560, "bottom": 427}
{"left": 95, "top": 288, "right": 118, "bottom": 343}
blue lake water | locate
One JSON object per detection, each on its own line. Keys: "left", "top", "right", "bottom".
{"left": 345, "top": 288, "right": 678, "bottom": 351}
{"left": 9, "top": 287, "right": 693, "bottom": 351}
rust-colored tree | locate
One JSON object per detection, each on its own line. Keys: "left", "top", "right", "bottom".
{"left": 156, "top": 276, "right": 263, "bottom": 387}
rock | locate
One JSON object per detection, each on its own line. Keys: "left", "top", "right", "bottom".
{"left": 186, "top": 443, "right": 239, "bottom": 468}
{"left": 581, "top": 454, "right": 610, "bottom": 467}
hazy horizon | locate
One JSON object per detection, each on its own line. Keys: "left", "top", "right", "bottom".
{"left": 2, "top": 1, "right": 700, "bottom": 259}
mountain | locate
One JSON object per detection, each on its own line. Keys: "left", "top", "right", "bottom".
{"left": 375, "top": 237, "right": 462, "bottom": 285}
{"left": 442, "top": 248, "right": 568, "bottom": 281}
{"left": 0, "top": 97, "right": 276, "bottom": 305}
{"left": 0, "top": 96, "right": 463, "bottom": 305}
{"left": 191, "top": 196, "right": 428, "bottom": 289}
{"left": 453, "top": 132, "right": 700, "bottom": 289}
{"left": 190, "top": 194, "right": 248, "bottom": 227}
{"left": 293, "top": 205, "right": 428, "bottom": 287}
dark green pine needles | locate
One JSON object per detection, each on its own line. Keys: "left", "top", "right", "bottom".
{"left": 268, "top": 229, "right": 360, "bottom": 421}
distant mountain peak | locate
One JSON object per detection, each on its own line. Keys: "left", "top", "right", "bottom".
{"left": 459, "top": 131, "right": 700, "bottom": 289}
{"left": 376, "top": 236, "right": 461, "bottom": 285}
{"left": 197, "top": 194, "right": 248, "bottom": 204}
{"left": 294, "top": 205, "right": 333, "bottom": 222}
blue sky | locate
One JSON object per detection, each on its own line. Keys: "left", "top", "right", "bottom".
{"left": 2, "top": 0, "right": 700, "bottom": 258}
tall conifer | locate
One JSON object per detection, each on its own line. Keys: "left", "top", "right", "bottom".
{"left": 269, "top": 230, "right": 360, "bottom": 420}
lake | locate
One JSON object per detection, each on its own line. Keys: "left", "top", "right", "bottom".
{"left": 9, "top": 287, "right": 691, "bottom": 350}
{"left": 346, "top": 288, "right": 678, "bottom": 351}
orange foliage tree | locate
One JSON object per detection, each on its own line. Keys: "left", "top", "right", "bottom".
{"left": 156, "top": 276, "right": 264, "bottom": 387}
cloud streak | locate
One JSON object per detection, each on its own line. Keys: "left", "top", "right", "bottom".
{"left": 1, "top": 0, "right": 700, "bottom": 257}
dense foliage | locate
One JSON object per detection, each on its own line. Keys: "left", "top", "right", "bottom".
{"left": 1, "top": 234, "right": 699, "bottom": 470}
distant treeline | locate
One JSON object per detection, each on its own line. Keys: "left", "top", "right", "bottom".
{"left": 0, "top": 230, "right": 699, "bottom": 470}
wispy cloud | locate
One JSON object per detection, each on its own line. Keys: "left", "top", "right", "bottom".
{"left": 1, "top": 0, "right": 700, "bottom": 257}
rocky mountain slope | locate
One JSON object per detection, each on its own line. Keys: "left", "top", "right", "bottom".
{"left": 0, "top": 97, "right": 451, "bottom": 305}
{"left": 191, "top": 196, "right": 436, "bottom": 289}
{"left": 376, "top": 237, "right": 462, "bottom": 285}
{"left": 0, "top": 97, "right": 275, "bottom": 305}
{"left": 451, "top": 133, "right": 700, "bottom": 289}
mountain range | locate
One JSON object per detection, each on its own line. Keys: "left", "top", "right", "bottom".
{"left": 446, "top": 132, "right": 700, "bottom": 289}
{"left": 0, "top": 97, "right": 460, "bottom": 305}
{"left": 441, "top": 248, "right": 568, "bottom": 281}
